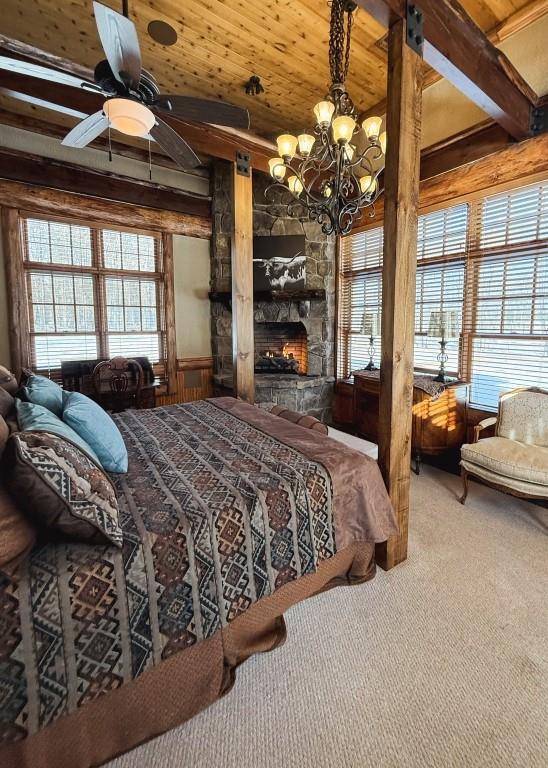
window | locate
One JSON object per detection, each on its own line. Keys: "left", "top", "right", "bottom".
{"left": 338, "top": 203, "right": 468, "bottom": 378}
{"left": 22, "top": 216, "right": 168, "bottom": 380}
{"left": 465, "top": 182, "right": 548, "bottom": 409}
{"left": 337, "top": 179, "right": 548, "bottom": 412}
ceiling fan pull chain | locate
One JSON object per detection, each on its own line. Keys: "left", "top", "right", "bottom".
{"left": 148, "top": 137, "right": 152, "bottom": 181}
{"left": 108, "top": 124, "right": 112, "bottom": 162}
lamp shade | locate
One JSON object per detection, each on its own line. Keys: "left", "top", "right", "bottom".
{"left": 428, "top": 310, "right": 460, "bottom": 339}
{"left": 362, "top": 115, "right": 383, "bottom": 141}
{"left": 104, "top": 98, "right": 155, "bottom": 137}
{"left": 379, "top": 131, "right": 387, "bottom": 155}
{"left": 298, "top": 133, "right": 315, "bottom": 155}
{"left": 332, "top": 115, "right": 355, "bottom": 144}
{"left": 359, "top": 175, "right": 378, "bottom": 195}
{"left": 288, "top": 175, "right": 303, "bottom": 195}
{"left": 314, "top": 100, "right": 335, "bottom": 125}
{"left": 268, "top": 157, "right": 286, "bottom": 180}
{"left": 276, "top": 134, "right": 298, "bottom": 159}
{"left": 362, "top": 311, "right": 380, "bottom": 336}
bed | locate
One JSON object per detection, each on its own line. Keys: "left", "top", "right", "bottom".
{"left": 0, "top": 396, "right": 397, "bottom": 768}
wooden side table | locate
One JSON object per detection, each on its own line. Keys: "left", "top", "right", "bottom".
{"left": 353, "top": 371, "right": 468, "bottom": 474}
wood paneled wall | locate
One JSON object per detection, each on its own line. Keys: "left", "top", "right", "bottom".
{"left": 155, "top": 357, "right": 214, "bottom": 406}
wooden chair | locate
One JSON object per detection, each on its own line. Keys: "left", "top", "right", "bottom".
{"left": 92, "top": 356, "right": 144, "bottom": 413}
{"left": 460, "top": 387, "right": 548, "bottom": 504}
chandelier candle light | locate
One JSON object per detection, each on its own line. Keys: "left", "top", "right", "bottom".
{"left": 267, "top": 0, "right": 386, "bottom": 235}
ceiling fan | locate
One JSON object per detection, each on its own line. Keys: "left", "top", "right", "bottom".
{"left": 0, "top": 1, "right": 250, "bottom": 169}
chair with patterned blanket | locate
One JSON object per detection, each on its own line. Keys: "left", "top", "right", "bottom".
{"left": 460, "top": 387, "right": 548, "bottom": 504}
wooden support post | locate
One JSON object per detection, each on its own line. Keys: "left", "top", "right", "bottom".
{"left": 231, "top": 163, "right": 255, "bottom": 403}
{"left": 1, "top": 207, "right": 29, "bottom": 376}
{"left": 376, "top": 19, "right": 423, "bottom": 570}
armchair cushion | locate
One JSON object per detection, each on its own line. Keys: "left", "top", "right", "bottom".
{"left": 497, "top": 389, "right": 548, "bottom": 447}
{"left": 461, "top": 436, "right": 548, "bottom": 486}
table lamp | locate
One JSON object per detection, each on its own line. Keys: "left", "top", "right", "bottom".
{"left": 362, "top": 311, "right": 380, "bottom": 371}
{"left": 427, "top": 310, "right": 459, "bottom": 383}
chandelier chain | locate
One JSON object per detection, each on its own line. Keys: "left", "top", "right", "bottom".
{"left": 329, "top": 0, "right": 355, "bottom": 85}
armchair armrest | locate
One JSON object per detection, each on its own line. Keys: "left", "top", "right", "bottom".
{"left": 473, "top": 416, "right": 497, "bottom": 443}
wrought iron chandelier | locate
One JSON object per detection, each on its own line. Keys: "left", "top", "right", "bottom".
{"left": 267, "top": 0, "right": 386, "bottom": 236}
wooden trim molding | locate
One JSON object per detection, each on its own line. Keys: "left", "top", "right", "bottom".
{"left": 0, "top": 179, "right": 212, "bottom": 239}
{"left": 155, "top": 357, "right": 214, "bottom": 406}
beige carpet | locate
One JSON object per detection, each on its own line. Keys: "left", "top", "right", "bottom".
{"left": 108, "top": 466, "right": 548, "bottom": 768}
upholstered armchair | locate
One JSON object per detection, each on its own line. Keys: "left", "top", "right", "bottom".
{"left": 460, "top": 387, "right": 548, "bottom": 504}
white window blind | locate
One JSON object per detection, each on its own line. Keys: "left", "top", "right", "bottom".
{"left": 465, "top": 181, "right": 548, "bottom": 409}
{"left": 338, "top": 179, "right": 548, "bottom": 412}
{"left": 338, "top": 204, "right": 468, "bottom": 378}
{"left": 23, "top": 216, "right": 167, "bottom": 380}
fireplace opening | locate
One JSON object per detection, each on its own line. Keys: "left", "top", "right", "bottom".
{"left": 255, "top": 322, "right": 308, "bottom": 374}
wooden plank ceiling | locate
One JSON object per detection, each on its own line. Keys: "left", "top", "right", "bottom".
{"left": 0, "top": 0, "right": 543, "bottom": 144}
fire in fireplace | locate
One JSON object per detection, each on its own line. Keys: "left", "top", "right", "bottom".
{"left": 254, "top": 322, "right": 308, "bottom": 374}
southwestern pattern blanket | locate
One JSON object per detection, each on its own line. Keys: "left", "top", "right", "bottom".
{"left": 0, "top": 398, "right": 396, "bottom": 747}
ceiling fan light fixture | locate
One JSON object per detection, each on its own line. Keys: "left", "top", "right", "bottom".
{"left": 104, "top": 98, "right": 155, "bottom": 136}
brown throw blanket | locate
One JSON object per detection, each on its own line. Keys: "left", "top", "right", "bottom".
{"left": 0, "top": 398, "right": 396, "bottom": 751}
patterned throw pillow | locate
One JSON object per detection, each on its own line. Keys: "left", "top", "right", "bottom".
{"left": 4, "top": 431, "right": 123, "bottom": 547}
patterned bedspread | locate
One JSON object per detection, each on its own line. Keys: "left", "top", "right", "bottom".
{"left": 0, "top": 398, "right": 395, "bottom": 745}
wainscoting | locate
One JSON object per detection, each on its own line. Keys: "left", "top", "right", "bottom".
{"left": 155, "top": 357, "right": 214, "bottom": 406}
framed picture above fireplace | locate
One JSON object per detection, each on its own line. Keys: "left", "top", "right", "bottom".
{"left": 253, "top": 235, "right": 306, "bottom": 292}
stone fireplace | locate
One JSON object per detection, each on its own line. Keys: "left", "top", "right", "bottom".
{"left": 210, "top": 162, "right": 337, "bottom": 421}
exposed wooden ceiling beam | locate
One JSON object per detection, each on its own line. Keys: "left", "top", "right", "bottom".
{"left": 0, "top": 107, "right": 181, "bottom": 170}
{"left": 361, "top": 0, "right": 548, "bottom": 122}
{"left": 0, "top": 40, "right": 275, "bottom": 172}
{"left": 0, "top": 147, "right": 211, "bottom": 225}
{"left": 351, "top": 131, "right": 548, "bottom": 231}
{"left": 355, "top": 0, "right": 538, "bottom": 140}
{"left": 419, "top": 120, "right": 513, "bottom": 180}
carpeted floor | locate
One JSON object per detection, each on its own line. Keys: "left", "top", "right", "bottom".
{"left": 108, "top": 466, "right": 548, "bottom": 768}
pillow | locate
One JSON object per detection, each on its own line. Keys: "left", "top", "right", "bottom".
{"left": 62, "top": 391, "right": 128, "bottom": 473}
{"left": 4, "top": 432, "right": 122, "bottom": 547}
{"left": 21, "top": 372, "right": 64, "bottom": 417}
{"left": 0, "top": 416, "right": 9, "bottom": 461}
{"left": 0, "top": 365, "right": 18, "bottom": 396}
{"left": 270, "top": 406, "right": 328, "bottom": 435}
{"left": 16, "top": 399, "right": 100, "bottom": 464}
{"left": 0, "top": 386, "right": 14, "bottom": 418}
{"left": 0, "top": 486, "right": 36, "bottom": 579}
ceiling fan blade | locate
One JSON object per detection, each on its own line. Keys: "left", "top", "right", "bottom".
{"left": 92, "top": 1, "right": 141, "bottom": 90}
{"left": 150, "top": 117, "right": 201, "bottom": 170}
{"left": 61, "top": 111, "right": 109, "bottom": 148}
{"left": 0, "top": 55, "right": 98, "bottom": 90}
{"left": 155, "top": 95, "right": 250, "bottom": 129}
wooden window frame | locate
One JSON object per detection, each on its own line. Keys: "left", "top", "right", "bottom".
{"left": 2, "top": 208, "right": 177, "bottom": 394}
{"left": 337, "top": 176, "right": 548, "bottom": 412}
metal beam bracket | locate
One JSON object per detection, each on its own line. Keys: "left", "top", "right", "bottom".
{"left": 406, "top": 3, "right": 424, "bottom": 57}
{"left": 236, "top": 150, "right": 250, "bottom": 177}
{"left": 529, "top": 105, "right": 547, "bottom": 137}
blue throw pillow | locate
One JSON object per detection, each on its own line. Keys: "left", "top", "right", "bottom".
{"left": 15, "top": 399, "right": 100, "bottom": 464}
{"left": 62, "top": 391, "right": 128, "bottom": 473}
{"left": 23, "top": 373, "right": 64, "bottom": 417}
